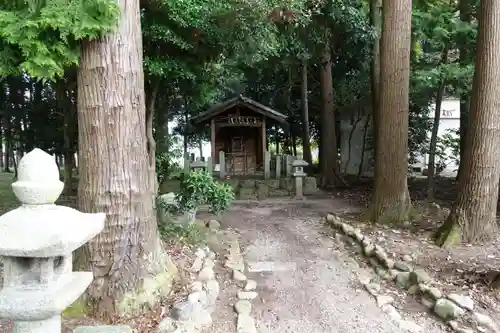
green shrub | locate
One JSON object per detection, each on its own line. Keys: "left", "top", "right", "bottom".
{"left": 176, "top": 170, "right": 235, "bottom": 215}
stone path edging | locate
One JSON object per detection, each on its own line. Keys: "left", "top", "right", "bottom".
{"left": 325, "top": 214, "right": 500, "bottom": 333}
{"left": 157, "top": 246, "right": 220, "bottom": 333}
{"left": 225, "top": 239, "right": 258, "bottom": 333}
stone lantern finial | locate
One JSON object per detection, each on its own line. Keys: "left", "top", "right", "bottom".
{"left": 12, "top": 148, "right": 64, "bottom": 205}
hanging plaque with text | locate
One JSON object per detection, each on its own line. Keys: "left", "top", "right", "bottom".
{"left": 228, "top": 116, "right": 260, "bottom": 125}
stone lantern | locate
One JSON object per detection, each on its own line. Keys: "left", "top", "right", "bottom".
{"left": 190, "top": 157, "right": 206, "bottom": 172}
{"left": 0, "top": 148, "right": 105, "bottom": 333}
{"left": 292, "top": 156, "right": 309, "bottom": 199}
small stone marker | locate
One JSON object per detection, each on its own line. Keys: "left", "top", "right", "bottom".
{"left": 275, "top": 155, "right": 282, "bottom": 178}
{"left": 206, "top": 157, "right": 213, "bottom": 174}
{"left": 285, "top": 155, "right": 294, "bottom": 177}
{"left": 219, "top": 151, "right": 226, "bottom": 178}
{"left": 292, "top": 156, "right": 308, "bottom": 199}
{"left": 264, "top": 151, "right": 271, "bottom": 179}
{"left": 183, "top": 152, "right": 190, "bottom": 173}
{"left": 0, "top": 148, "right": 106, "bottom": 333}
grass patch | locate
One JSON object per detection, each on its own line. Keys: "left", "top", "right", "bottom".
{"left": 159, "top": 220, "right": 207, "bottom": 247}
{"left": 0, "top": 172, "right": 21, "bottom": 214}
{"left": 62, "top": 299, "right": 89, "bottom": 318}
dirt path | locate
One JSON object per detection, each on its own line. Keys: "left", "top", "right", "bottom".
{"left": 210, "top": 198, "right": 447, "bottom": 333}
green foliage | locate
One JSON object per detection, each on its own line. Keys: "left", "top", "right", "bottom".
{"left": 156, "top": 135, "right": 183, "bottom": 185}
{"left": 0, "top": 0, "right": 119, "bottom": 79}
{"left": 175, "top": 170, "right": 234, "bottom": 215}
{"left": 436, "top": 128, "right": 460, "bottom": 170}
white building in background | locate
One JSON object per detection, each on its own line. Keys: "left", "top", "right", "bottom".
{"left": 339, "top": 98, "right": 461, "bottom": 178}
{"left": 411, "top": 98, "right": 461, "bottom": 177}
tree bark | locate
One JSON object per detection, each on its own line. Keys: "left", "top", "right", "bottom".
{"left": 436, "top": 0, "right": 500, "bottom": 247}
{"left": 366, "top": 0, "right": 412, "bottom": 223}
{"left": 427, "top": 49, "right": 449, "bottom": 201}
{"left": 76, "top": 0, "right": 175, "bottom": 318}
{"left": 300, "top": 59, "right": 312, "bottom": 168}
{"left": 457, "top": 0, "right": 472, "bottom": 180}
{"left": 319, "top": 37, "right": 345, "bottom": 188}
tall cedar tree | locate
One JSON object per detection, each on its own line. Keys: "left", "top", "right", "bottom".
{"left": 436, "top": 0, "right": 500, "bottom": 247}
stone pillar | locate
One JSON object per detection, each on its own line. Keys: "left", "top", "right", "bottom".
{"left": 264, "top": 150, "right": 270, "bottom": 179}
{"left": 275, "top": 155, "right": 282, "bottom": 178}
{"left": 190, "top": 157, "right": 206, "bottom": 172}
{"left": 219, "top": 151, "right": 226, "bottom": 179}
{"left": 206, "top": 157, "right": 213, "bottom": 174}
{"left": 285, "top": 155, "right": 294, "bottom": 177}
{"left": 183, "top": 152, "right": 190, "bottom": 174}
{"left": 292, "top": 156, "right": 309, "bottom": 199}
{"left": 0, "top": 148, "right": 105, "bottom": 333}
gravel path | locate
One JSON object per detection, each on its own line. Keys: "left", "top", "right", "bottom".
{"left": 210, "top": 198, "right": 447, "bottom": 333}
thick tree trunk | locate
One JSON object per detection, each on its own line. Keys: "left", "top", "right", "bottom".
{"left": 319, "top": 37, "right": 345, "bottom": 188}
{"left": 370, "top": 0, "right": 382, "bottom": 157}
{"left": 76, "top": 0, "right": 175, "bottom": 318}
{"left": 436, "top": 0, "right": 500, "bottom": 247}
{"left": 366, "top": 0, "right": 412, "bottom": 223}
{"left": 457, "top": 0, "right": 472, "bottom": 180}
{"left": 300, "top": 59, "right": 312, "bottom": 169}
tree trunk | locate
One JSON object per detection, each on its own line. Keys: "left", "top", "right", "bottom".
{"left": 155, "top": 103, "right": 170, "bottom": 185}
{"left": 292, "top": 133, "right": 297, "bottom": 156}
{"left": 436, "top": 0, "right": 500, "bottom": 247}
{"left": 427, "top": 80, "right": 446, "bottom": 201}
{"left": 319, "top": 37, "right": 345, "bottom": 188}
{"left": 427, "top": 49, "right": 449, "bottom": 201}
{"left": 370, "top": 0, "right": 382, "bottom": 157}
{"left": 275, "top": 129, "right": 280, "bottom": 155}
{"left": 146, "top": 80, "right": 159, "bottom": 193}
{"left": 300, "top": 59, "right": 312, "bottom": 169}
{"left": 0, "top": 83, "right": 4, "bottom": 170}
{"left": 366, "top": 0, "right": 412, "bottom": 223}
{"left": 4, "top": 117, "right": 11, "bottom": 173}
{"left": 76, "top": 0, "right": 176, "bottom": 318}
{"left": 57, "top": 78, "right": 77, "bottom": 195}
{"left": 198, "top": 139, "right": 203, "bottom": 158}
{"left": 457, "top": 0, "right": 472, "bottom": 180}
{"left": 183, "top": 99, "right": 189, "bottom": 155}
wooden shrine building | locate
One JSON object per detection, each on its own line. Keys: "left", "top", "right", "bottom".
{"left": 190, "top": 95, "right": 289, "bottom": 175}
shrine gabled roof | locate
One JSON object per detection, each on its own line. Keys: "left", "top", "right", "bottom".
{"left": 190, "top": 95, "right": 288, "bottom": 125}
